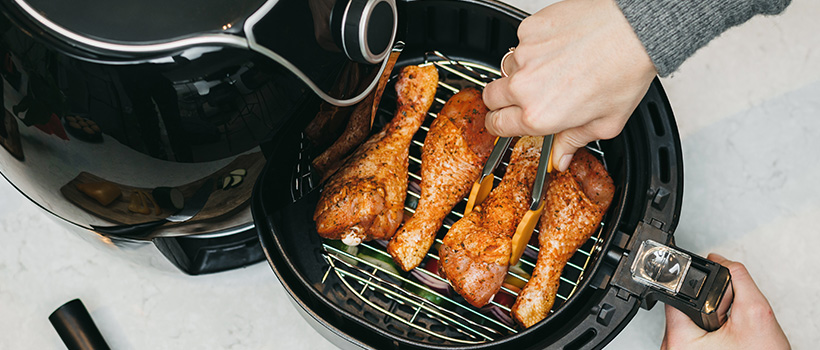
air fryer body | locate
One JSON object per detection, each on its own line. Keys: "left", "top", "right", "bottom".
{"left": 0, "top": 0, "right": 393, "bottom": 273}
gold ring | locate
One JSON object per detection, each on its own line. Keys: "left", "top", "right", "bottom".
{"left": 500, "top": 47, "right": 516, "bottom": 77}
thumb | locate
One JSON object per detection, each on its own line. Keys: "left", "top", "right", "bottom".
{"left": 706, "top": 253, "right": 770, "bottom": 321}
{"left": 550, "top": 126, "right": 599, "bottom": 172}
{"left": 663, "top": 303, "right": 708, "bottom": 347}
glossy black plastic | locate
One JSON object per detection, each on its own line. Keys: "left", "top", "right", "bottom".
{"left": 0, "top": 4, "right": 311, "bottom": 239}
{"left": 20, "top": 0, "right": 262, "bottom": 43}
{"left": 49, "top": 299, "right": 110, "bottom": 350}
{"left": 154, "top": 227, "right": 266, "bottom": 275}
{"left": 0, "top": 0, "right": 355, "bottom": 274}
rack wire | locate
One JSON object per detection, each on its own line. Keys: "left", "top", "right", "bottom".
{"left": 299, "top": 52, "right": 610, "bottom": 345}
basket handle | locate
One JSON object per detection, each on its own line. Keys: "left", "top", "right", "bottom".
{"left": 653, "top": 246, "right": 734, "bottom": 331}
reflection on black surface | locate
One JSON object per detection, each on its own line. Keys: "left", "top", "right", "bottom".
{"left": 0, "top": 0, "right": 387, "bottom": 237}
{"left": 118, "top": 64, "right": 191, "bottom": 161}
{"left": 0, "top": 110, "right": 24, "bottom": 160}
{"left": 0, "top": 18, "right": 310, "bottom": 233}
{"left": 23, "top": 0, "right": 265, "bottom": 43}
{"left": 308, "top": 0, "right": 338, "bottom": 52}
{"left": 253, "top": 0, "right": 378, "bottom": 100}
{"left": 49, "top": 47, "right": 308, "bottom": 162}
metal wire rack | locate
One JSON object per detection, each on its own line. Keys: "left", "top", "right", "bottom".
{"left": 299, "top": 52, "right": 609, "bottom": 345}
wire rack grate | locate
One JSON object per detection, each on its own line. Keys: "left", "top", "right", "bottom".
{"left": 297, "top": 52, "right": 609, "bottom": 345}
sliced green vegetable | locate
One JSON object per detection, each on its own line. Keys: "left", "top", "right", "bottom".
{"left": 324, "top": 239, "right": 359, "bottom": 266}
{"left": 405, "top": 282, "right": 444, "bottom": 306}
{"left": 221, "top": 174, "right": 245, "bottom": 190}
{"left": 229, "top": 168, "right": 247, "bottom": 176}
{"left": 230, "top": 175, "right": 244, "bottom": 187}
{"left": 503, "top": 274, "right": 527, "bottom": 290}
{"left": 509, "top": 259, "right": 533, "bottom": 278}
{"left": 357, "top": 246, "right": 400, "bottom": 275}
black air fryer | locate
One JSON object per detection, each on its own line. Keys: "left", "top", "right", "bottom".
{"left": 0, "top": 0, "right": 399, "bottom": 274}
{"left": 253, "top": 0, "right": 733, "bottom": 348}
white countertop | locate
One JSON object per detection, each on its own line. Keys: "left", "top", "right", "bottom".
{"left": 2, "top": 1, "right": 819, "bottom": 348}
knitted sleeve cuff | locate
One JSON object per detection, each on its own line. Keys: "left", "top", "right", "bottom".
{"left": 614, "top": 0, "right": 791, "bottom": 76}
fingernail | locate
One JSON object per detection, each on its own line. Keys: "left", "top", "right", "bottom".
{"left": 558, "top": 154, "right": 573, "bottom": 172}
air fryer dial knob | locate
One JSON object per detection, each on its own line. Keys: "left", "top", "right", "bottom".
{"left": 333, "top": 0, "right": 397, "bottom": 64}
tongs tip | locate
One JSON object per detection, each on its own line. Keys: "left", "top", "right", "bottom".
{"left": 464, "top": 137, "right": 512, "bottom": 215}
{"left": 462, "top": 135, "right": 555, "bottom": 265}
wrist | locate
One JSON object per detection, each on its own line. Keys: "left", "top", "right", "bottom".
{"left": 613, "top": 0, "right": 791, "bottom": 76}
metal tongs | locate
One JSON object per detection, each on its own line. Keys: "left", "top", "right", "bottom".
{"left": 464, "top": 135, "right": 554, "bottom": 265}
{"left": 464, "top": 49, "right": 555, "bottom": 265}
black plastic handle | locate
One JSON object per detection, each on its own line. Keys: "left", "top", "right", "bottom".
{"left": 91, "top": 219, "right": 167, "bottom": 239}
{"left": 655, "top": 248, "right": 734, "bottom": 331}
{"left": 49, "top": 299, "right": 111, "bottom": 350}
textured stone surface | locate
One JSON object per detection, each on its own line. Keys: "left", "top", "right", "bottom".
{"left": 2, "top": 0, "right": 818, "bottom": 348}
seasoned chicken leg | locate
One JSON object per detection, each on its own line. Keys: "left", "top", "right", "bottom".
{"left": 511, "top": 149, "right": 615, "bottom": 328}
{"left": 387, "top": 87, "right": 495, "bottom": 271}
{"left": 313, "top": 65, "right": 439, "bottom": 245}
{"left": 439, "top": 136, "right": 545, "bottom": 307}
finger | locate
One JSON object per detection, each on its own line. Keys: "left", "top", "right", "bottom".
{"left": 482, "top": 77, "right": 516, "bottom": 111}
{"left": 706, "top": 252, "right": 790, "bottom": 347}
{"left": 550, "top": 126, "right": 600, "bottom": 172}
{"left": 706, "top": 253, "right": 771, "bottom": 319}
{"left": 484, "top": 105, "right": 525, "bottom": 136}
{"left": 660, "top": 331, "right": 668, "bottom": 350}
{"left": 664, "top": 303, "right": 708, "bottom": 345}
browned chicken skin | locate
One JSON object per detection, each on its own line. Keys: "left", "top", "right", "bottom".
{"left": 313, "top": 65, "right": 439, "bottom": 245}
{"left": 439, "top": 136, "right": 545, "bottom": 307}
{"left": 387, "top": 87, "right": 495, "bottom": 271}
{"left": 303, "top": 63, "right": 361, "bottom": 148}
{"left": 511, "top": 149, "right": 615, "bottom": 328}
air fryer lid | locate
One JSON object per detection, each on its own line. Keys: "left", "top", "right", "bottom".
{"left": 1, "top": 0, "right": 398, "bottom": 106}
{"left": 17, "top": 0, "right": 265, "bottom": 43}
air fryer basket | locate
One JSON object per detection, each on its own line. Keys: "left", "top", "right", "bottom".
{"left": 253, "top": 0, "right": 729, "bottom": 349}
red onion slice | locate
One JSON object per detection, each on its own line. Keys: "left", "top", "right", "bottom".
{"left": 373, "top": 239, "right": 389, "bottom": 248}
{"left": 522, "top": 245, "right": 538, "bottom": 260}
{"left": 407, "top": 179, "right": 422, "bottom": 194}
{"left": 409, "top": 268, "right": 451, "bottom": 296}
{"left": 482, "top": 304, "right": 515, "bottom": 327}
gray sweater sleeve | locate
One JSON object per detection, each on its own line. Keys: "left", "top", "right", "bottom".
{"left": 615, "top": 0, "right": 791, "bottom": 76}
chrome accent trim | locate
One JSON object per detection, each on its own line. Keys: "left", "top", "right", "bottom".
{"left": 14, "top": 0, "right": 390, "bottom": 106}
{"left": 243, "top": 0, "right": 390, "bottom": 106}
{"left": 12, "top": 0, "right": 250, "bottom": 54}
{"left": 186, "top": 223, "right": 256, "bottom": 239}
{"left": 359, "top": 0, "right": 396, "bottom": 64}
{"left": 340, "top": 0, "right": 354, "bottom": 63}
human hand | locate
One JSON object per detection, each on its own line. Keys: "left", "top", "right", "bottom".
{"left": 661, "top": 253, "right": 790, "bottom": 350}
{"left": 482, "top": 0, "right": 656, "bottom": 172}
